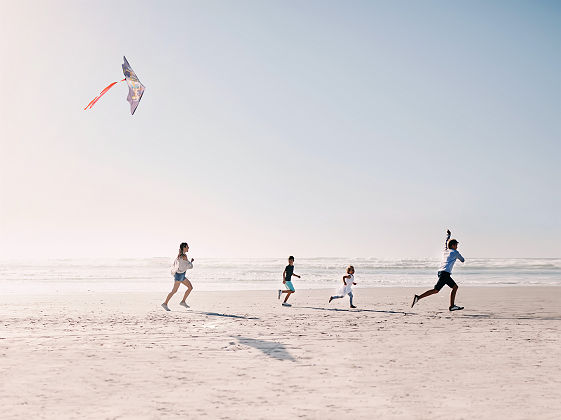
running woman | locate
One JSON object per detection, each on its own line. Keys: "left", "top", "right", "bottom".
{"left": 411, "top": 229, "right": 465, "bottom": 311}
{"left": 162, "top": 242, "right": 194, "bottom": 311}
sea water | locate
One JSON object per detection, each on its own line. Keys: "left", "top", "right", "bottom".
{"left": 1, "top": 257, "right": 560, "bottom": 295}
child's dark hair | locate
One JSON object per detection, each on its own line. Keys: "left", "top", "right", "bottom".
{"left": 178, "top": 242, "right": 188, "bottom": 258}
{"left": 288, "top": 256, "right": 295, "bottom": 261}
{"left": 448, "top": 239, "right": 459, "bottom": 248}
{"left": 347, "top": 265, "right": 354, "bottom": 274}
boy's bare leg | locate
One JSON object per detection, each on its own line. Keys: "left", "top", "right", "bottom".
{"left": 418, "top": 289, "right": 438, "bottom": 300}
{"left": 283, "top": 291, "right": 293, "bottom": 303}
{"left": 450, "top": 285, "right": 458, "bottom": 307}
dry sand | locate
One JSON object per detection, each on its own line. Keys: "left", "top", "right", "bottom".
{"left": 1, "top": 287, "right": 560, "bottom": 419}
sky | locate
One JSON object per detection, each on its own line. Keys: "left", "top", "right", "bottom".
{"left": 0, "top": 0, "right": 560, "bottom": 259}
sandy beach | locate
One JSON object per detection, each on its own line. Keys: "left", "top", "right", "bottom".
{"left": 1, "top": 287, "right": 560, "bottom": 419}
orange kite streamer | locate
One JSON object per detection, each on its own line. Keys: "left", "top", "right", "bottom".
{"left": 84, "top": 56, "right": 145, "bottom": 115}
{"left": 83, "top": 79, "right": 125, "bottom": 110}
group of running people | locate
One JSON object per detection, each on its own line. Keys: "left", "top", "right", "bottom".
{"left": 161, "top": 229, "right": 465, "bottom": 312}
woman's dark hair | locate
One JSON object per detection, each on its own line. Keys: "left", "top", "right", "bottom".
{"left": 178, "top": 242, "right": 188, "bottom": 258}
{"left": 347, "top": 265, "right": 355, "bottom": 274}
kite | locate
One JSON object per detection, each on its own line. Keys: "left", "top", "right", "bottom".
{"left": 84, "top": 56, "right": 145, "bottom": 115}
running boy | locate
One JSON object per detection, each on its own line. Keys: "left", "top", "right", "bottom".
{"left": 278, "top": 256, "right": 300, "bottom": 307}
{"left": 411, "top": 229, "right": 465, "bottom": 311}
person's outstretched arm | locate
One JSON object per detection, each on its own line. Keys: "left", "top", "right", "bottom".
{"left": 444, "top": 229, "right": 451, "bottom": 250}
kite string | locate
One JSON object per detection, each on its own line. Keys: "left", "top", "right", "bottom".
{"left": 84, "top": 79, "right": 127, "bottom": 110}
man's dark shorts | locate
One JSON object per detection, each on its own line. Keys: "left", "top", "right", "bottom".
{"left": 434, "top": 271, "right": 457, "bottom": 291}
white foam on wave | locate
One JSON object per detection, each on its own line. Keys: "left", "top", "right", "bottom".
{"left": 0, "top": 257, "right": 559, "bottom": 294}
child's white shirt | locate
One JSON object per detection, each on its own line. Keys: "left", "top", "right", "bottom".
{"left": 341, "top": 274, "right": 354, "bottom": 295}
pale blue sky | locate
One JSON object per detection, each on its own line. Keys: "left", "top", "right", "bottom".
{"left": 1, "top": 0, "right": 559, "bottom": 258}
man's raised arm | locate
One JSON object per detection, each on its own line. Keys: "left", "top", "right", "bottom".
{"left": 444, "top": 229, "right": 451, "bottom": 250}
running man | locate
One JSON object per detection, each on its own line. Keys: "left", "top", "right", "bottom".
{"left": 411, "top": 229, "right": 465, "bottom": 311}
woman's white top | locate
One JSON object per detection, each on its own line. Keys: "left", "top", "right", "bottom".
{"left": 177, "top": 257, "right": 193, "bottom": 273}
{"left": 171, "top": 254, "right": 193, "bottom": 275}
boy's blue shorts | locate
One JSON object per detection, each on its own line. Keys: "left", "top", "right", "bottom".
{"left": 284, "top": 281, "right": 295, "bottom": 292}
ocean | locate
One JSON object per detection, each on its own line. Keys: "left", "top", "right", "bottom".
{"left": 1, "top": 257, "right": 560, "bottom": 295}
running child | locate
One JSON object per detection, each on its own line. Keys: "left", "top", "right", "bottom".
{"left": 162, "top": 242, "right": 194, "bottom": 311}
{"left": 329, "top": 265, "right": 357, "bottom": 308}
{"left": 278, "top": 256, "right": 300, "bottom": 307}
{"left": 411, "top": 229, "right": 465, "bottom": 311}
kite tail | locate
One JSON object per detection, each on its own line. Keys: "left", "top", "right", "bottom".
{"left": 84, "top": 79, "right": 126, "bottom": 110}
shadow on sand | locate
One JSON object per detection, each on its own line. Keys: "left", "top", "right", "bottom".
{"left": 456, "top": 313, "right": 561, "bottom": 321}
{"left": 191, "top": 311, "right": 259, "bottom": 320}
{"left": 234, "top": 336, "right": 296, "bottom": 362}
{"left": 298, "top": 306, "right": 409, "bottom": 315}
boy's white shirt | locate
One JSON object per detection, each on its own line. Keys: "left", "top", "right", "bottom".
{"left": 439, "top": 233, "right": 465, "bottom": 273}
